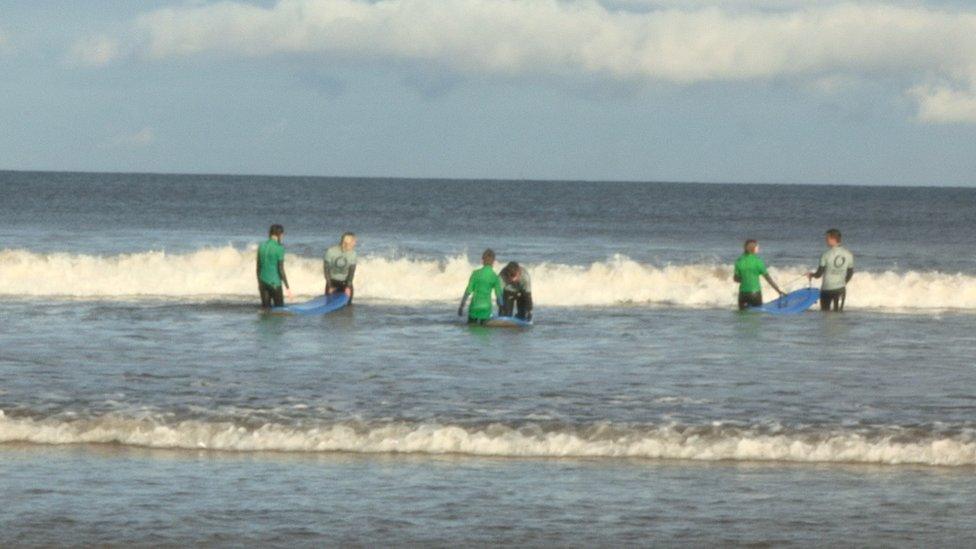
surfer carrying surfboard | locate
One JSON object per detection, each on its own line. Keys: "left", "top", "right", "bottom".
{"left": 499, "top": 261, "right": 533, "bottom": 321}
{"left": 733, "top": 239, "right": 785, "bottom": 310}
{"left": 806, "top": 228, "right": 854, "bottom": 311}
{"left": 324, "top": 232, "right": 358, "bottom": 304}
{"left": 458, "top": 249, "right": 504, "bottom": 325}
{"left": 257, "top": 224, "right": 292, "bottom": 309}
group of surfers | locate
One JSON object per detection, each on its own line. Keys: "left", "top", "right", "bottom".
{"left": 254, "top": 225, "right": 533, "bottom": 322}
{"left": 255, "top": 225, "right": 854, "bottom": 320}
{"left": 735, "top": 228, "right": 855, "bottom": 312}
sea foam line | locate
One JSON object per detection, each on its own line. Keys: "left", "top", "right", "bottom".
{"left": 2, "top": 246, "right": 976, "bottom": 309}
{"left": 1, "top": 414, "right": 974, "bottom": 466}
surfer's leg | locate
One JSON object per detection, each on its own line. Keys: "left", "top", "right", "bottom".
{"left": 739, "top": 292, "right": 762, "bottom": 310}
{"left": 501, "top": 289, "right": 517, "bottom": 316}
{"left": 329, "top": 280, "right": 353, "bottom": 305}
{"left": 517, "top": 292, "right": 533, "bottom": 321}
{"left": 835, "top": 289, "right": 846, "bottom": 312}
{"left": 330, "top": 280, "right": 352, "bottom": 304}
{"left": 271, "top": 285, "right": 284, "bottom": 307}
{"left": 259, "top": 282, "right": 273, "bottom": 309}
{"left": 821, "top": 289, "right": 844, "bottom": 312}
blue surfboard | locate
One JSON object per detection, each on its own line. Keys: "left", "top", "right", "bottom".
{"left": 272, "top": 292, "right": 350, "bottom": 316}
{"left": 752, "top": 287, "right": 820, "bottom": 315}
{"left": 484, "top": 316, "right": 533, "bottom": 328}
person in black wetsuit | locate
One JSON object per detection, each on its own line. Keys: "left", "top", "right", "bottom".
{"left": 499, "top": 261, "right": 533, "bottom": 321}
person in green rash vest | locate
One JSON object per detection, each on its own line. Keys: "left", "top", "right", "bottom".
{"left": 733, "top": 239, "right": 785, "bottom": 310}
{"left": 806, "top": 228, "right": 854, "bottom": 312}
{"left": 256, "top": 224, "right": 291, "bottom": 309}
{"left": 324, "top": 232, "right": 358, "bottom": 304}
{"left": 457, "top": 249, "right": 503, "bottom": 324}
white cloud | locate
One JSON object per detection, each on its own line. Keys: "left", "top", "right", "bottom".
{"left": 911, "top": 84, "right": 976, "bottom": 124}
{"left": 107, "top": 127, "right": 155, "bottom": 148}
{"left": 83, "top": 0, "right": 976, "bottom": 122}
{"left": 68, "top": 35, "right": 122, "bottom": 67}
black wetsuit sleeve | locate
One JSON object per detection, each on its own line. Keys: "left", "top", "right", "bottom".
{"left": 346, "top": 264, "right": 356, "bottom": 285}
{"left": 812, "top": 266, "right": 825, "bottom": 279}
{"left": 278, "top": 260, "right": 289, "bottom": 289}
{"left": 256, "top": 255, "right": 261, "bottom": 279}
{"left": 846, "top": 267, "right": 854, "bottom": 283}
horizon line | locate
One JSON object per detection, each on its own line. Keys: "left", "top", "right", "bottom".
{"left": 0, "top": 167, "right": 966, "bottom": 191}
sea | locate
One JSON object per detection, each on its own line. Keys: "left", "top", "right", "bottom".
{"left": 2, "top": 170, "right": 976, "bottom": 546}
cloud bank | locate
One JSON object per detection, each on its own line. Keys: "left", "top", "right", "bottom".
{"left": 81, "top": 0, "right": 976, "bottom": 122}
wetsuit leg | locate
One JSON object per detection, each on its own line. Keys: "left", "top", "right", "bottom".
{"left": 516, "top": 292, "right": 533, "bottom": 321}
{"left": 830, "top": 288, "right": 846, "bottom": 311}
{"left": 501, "top": 289, "right": 518, "bottom": 317}
{"left": 467, "top": 317, "right": 487, "bottom": 326}
{"left": 259, "top": 281, "right": 274, "bottom": 308}
{"left": 271, "top": 284, "right": 284, "bottom": 307}
{"left": 821, "top": 289, "right": 846, "bottom": 312}
{"left": 738, "top": 292, "right": 762, "bottom": 310}
{"left": 330, "top": 280, "right": 353, "bottom": 304}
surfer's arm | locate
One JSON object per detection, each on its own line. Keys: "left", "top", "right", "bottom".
{"left": 345, "top": 264, "right": 356, "bottom": 285}
{"left": 807, "top": 266, "right": 825, "bottom": 279}
{"left": 458, "top": 276, "right": 475, "bottom": 316}
{"left": 845, "top": 267, "right": 854, "bottom": 283}
{"left": 278, "top": 260, "right": 290, "bottom": 290}
{"left": 763, "top": 273, "right": 785, "bottom": 295}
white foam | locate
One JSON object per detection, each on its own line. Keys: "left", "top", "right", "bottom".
{"left": 1, "top": 415, "right": 974, "bottom": 466}
{"left": 2, "top": 246, "right": 976, "bottom": 310}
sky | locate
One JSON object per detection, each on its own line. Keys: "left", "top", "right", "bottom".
{"left": 2, "top": 0, "right": 976, "bottom": 185}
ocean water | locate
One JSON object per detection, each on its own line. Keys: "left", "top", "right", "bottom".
{"left": 2, "top": 170, "right": 976, "bottom": 545}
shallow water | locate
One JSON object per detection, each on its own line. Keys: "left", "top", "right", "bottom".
{"left": 2, "top": 171, "right": 976, "bottom": 544}
{"left": 3, "top": 444, "right": 975, "bottom": 546}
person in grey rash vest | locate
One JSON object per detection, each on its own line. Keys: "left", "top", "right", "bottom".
{"left": 806, "top": 228, "right": 854, "bottom": 311}
{"left": 324, "top": 232, "right": 357, "bottom": 304}
{"left": 499, "top": 261, "right": 533, "bottom": 321}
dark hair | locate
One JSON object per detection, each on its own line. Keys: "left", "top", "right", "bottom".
{"left": 825, "top": 229, "right": 842, "bottom": 242}
{"left": 482, "top": 249, "right": 495, "bottom": 264}
{"left": 269, "top": 224, "right": 285, "bottom": 237}
{"left": 743, "top": 239, "right": 757, "bottom": 253}
{"left": 501, "top": 261, "right": 520, "bottom": 278}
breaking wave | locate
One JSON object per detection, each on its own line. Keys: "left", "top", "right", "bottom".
{"left": 2, "top": 246, "right": 976, "bottom": 310}
{"left": 1, "top": 412, "right": 974, "bottom": 467}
